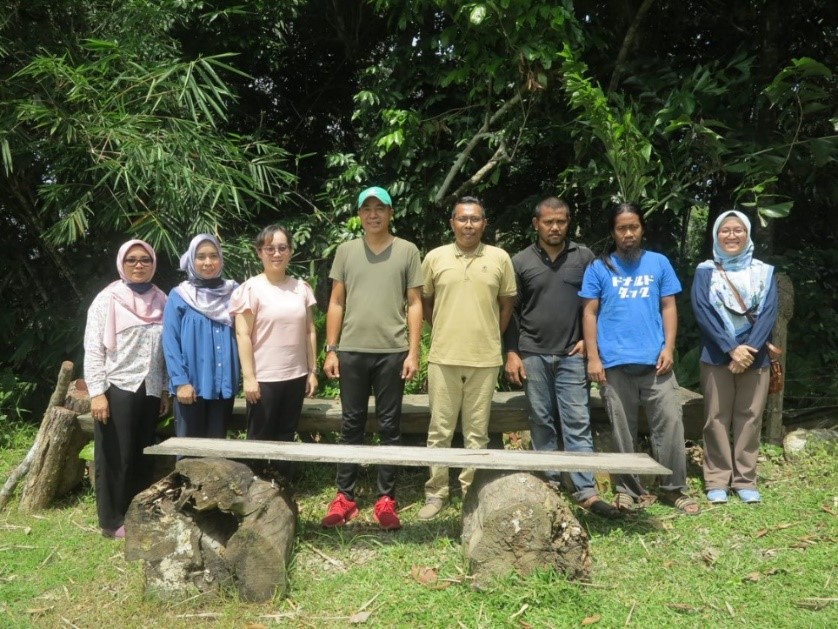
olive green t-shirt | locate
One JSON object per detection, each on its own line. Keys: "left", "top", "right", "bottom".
{"left": 329, "top": 237, "right": 422, "bottom": 352}
{"left": 422, "top": 243, "right": 517, "bottom": 367}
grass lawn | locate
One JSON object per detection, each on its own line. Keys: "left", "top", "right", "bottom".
{"left": 1, "top": 423, "right": 836, "bottom": 628}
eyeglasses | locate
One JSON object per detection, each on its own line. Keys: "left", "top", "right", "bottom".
{"left": 718, "top": 228, "right": 746, "bottom": 236}
{"left": 454, "top": 216, "right": 485, "bottom": 224}
{"left": 262, "top": 245, "right": 290, "bottom": 255}
{"left": 124, "top": 257, "right": 153, "bottom": 267}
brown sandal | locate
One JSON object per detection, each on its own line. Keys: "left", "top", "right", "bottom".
{"left": 661, "top": 491, "right": 701, "bottom": 516}
{"left": 613, "top": 493, "right": 656, "bottom": 512}
{"left": 579, "top": 496, "right": 624, "bottom": 519}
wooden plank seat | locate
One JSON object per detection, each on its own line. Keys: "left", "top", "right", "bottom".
{"left": 144, "top": 438, "right": 672, "bottom": 476}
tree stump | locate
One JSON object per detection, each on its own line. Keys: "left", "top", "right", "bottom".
{"left": 18, "top": 406, "right": 81, "bottom": 513}
{"left": 1, "top": 361, "right": 76, "bottom": 511}
{"left": 124, "top": 458, "right": 297, "bottom": 602}
{"left": 462, "top": 470, "right": 592, "bottom": 587}
{"left": 64, "top": 379, "right": 91, "bottom": 414}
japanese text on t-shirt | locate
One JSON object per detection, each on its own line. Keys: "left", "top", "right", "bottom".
{"left": 611, "top": 274, "right": 654, "bottom": 299}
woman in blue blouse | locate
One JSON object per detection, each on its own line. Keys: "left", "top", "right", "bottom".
{"left": 691, "top": 210, "right": 778, "bottom": 505}
{"left": 163, "top": 234, "right": 240, "bottom": 439}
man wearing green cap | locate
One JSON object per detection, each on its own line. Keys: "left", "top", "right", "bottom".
{"left": 321, "top": 186, "right": 423, "bottom": 531}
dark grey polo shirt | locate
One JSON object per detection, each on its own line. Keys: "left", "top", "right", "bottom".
{"left": 503, "top": 241, "right": 594, "bottom": 355}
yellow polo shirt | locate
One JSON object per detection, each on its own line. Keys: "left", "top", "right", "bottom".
{"left": 422, "top": 243, "right": 517, "bottom": 367}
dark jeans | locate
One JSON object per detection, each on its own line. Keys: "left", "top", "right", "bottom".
{"left": 174, "top": 397, "right": 234, "bottom": 439}
{"left": 93, "top": 384, "right": 159, "bottom": 530}
{"left": 336, "top": 351, "right": 406, "bottom": 500}
{"left": 521, "top": 352, "right": 596, "bottom": 502}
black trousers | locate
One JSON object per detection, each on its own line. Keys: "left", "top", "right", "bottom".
{"left": 174, "top": 397, "right": 234, "bottom": 439}
{"left": 336, "top": 351, "right": 406, "bottom": 500}
{"left": 246, "top": 376, "right": 307, "bottom": 441}
{"left": 93, "top": 384, "right": 159, "bottom": 530}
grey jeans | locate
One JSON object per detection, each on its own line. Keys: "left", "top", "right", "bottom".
{"left": 600, "top": 365, "right": 687, "bottom": 497}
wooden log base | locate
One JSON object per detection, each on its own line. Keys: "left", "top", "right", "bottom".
{"left": 124, "top": 458, "right": 297, "bottom": 602}
{"left": 462, "top": 470, "right": 592, "bottom": 586}
{"left": 145, "top": 438, "right": 672, "bottom": 476}
{"left": 77, "top": 389, "right": 706, "bottom": 439}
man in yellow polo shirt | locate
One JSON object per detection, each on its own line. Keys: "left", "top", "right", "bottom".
{"left": 418, "top": 196, "right": 517, "bottom": 520}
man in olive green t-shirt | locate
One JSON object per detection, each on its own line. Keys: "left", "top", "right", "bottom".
{"left": 321, "top": 186, "right": 423, "bottom": 531}
{"left": 418, "top": 196, "right": 517, "bottom": 520}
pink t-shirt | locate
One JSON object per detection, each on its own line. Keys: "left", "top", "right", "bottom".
{"left": 229, "top": 275, "right": 316, "bottom": 382}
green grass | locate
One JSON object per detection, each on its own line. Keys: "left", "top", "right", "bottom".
{"left": 1, "top": 428, "right": 836, "bottom": 628}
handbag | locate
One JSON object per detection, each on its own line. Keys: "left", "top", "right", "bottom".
{"left": 713, "top": 263, "right": 784, "bottom": 393}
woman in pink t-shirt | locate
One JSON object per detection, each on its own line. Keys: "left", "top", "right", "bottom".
{"left": 230, "top": 225, "right": 318, "bottom": 451}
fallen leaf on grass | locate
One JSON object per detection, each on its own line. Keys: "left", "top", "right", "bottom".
{"left": 667, "top": 603, "right": 701, "bottom": 614}
{"left": 244, "top": 624, "right": 268, "bottom": 629}
{"left": 411, "top": 565, "right": 438, "bottom": 585}
{"left": 700, "top": 547, "right": 720, "bottom": 566}
{"left": 411, "top": 565, "right": 451, "bottom": 589}
{"left": 349, "top": 610, "right": 372, "bottom": 624}
{"left": 796, "top": 598, "right": 837, "bottom": 611}
{"left": 743, "top": 572, "right": 761, "bottom": 582}
{"left": 755, "top": 528, "right": 770, "bottom": 538}
{"left": 791, "top": 536, "right": 818, "bottom": 549}
{"left": 581, "top": 614, "right": 601, "bottom": 624}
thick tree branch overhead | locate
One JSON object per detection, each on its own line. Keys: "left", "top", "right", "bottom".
{"left": 608, "top": 0, "right": 657, "bottom": 93}
{"left": 434, "top": 93, "right": 523, "bottom": 204}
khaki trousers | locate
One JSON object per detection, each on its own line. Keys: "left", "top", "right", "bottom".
{"left": 700, "top": 362, "right": 770, "bottom": 490}
{"left": 425, "top": 363, "right": 498, "bottom": 500}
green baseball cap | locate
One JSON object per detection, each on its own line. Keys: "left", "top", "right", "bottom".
{"left": 357, "top": 186, "right": 392, "bottom": 209}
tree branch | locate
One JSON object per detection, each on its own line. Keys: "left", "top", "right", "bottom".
{"left": 434, "top": 93, "right": 523, "bottom": 203}
{"left": 608, "top": 0, "right": 657, "bottom": 93}
{"left": 448, "top": 138, "right": 509, "bottom": 202}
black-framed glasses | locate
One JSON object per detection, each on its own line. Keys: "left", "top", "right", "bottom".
{"left": 124, "top": 257, "right": 153, "bottom": 266}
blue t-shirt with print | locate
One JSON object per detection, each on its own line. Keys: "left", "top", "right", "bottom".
{"left": 579, "top": 251, "right": 681, "bottom": 368}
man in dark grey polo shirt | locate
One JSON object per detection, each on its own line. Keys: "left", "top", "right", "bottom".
{"left": 504, "top": 196, "right": 621, "bottom": 518}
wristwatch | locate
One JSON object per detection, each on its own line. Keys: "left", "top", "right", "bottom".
{"left": 325, "top": 344, "right": 338, "bottom": 353}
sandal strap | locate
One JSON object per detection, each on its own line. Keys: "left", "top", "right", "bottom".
{"left": 613, "top": 493, "right": 635, "bottom": 510}
{"left": 673, "top": 495, "right": 700, "bottom": 514}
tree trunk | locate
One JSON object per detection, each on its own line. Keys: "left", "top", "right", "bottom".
{"left": 1, "top": 362, "right": 76, "bottom": 511}
{"left": 124, "top": 458, "right": 297, "bottom": 602}
{"left": 64, "top": 379, "right": 91, "bottom": 414}
{"left": 765, "top": 272, "right": 794, "bottom": 444}
{"left": 18, "top": 406, "right": 81, "bottom": 513}
{"left": 462, "top": 470, "right": 592, "bottom": 587}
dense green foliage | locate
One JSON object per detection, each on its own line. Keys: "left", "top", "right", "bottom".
{"left": 1, "top": 0, "right": 836, "bottom": 415}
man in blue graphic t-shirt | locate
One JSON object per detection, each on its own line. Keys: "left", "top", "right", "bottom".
{"left": 580, "top": 204, "right": 699, "bottom": 516}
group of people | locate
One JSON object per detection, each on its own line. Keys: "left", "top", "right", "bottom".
{"left": 83, "top": 186, "right": 779, "bottom": 538}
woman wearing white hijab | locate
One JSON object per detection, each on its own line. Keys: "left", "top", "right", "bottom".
{"left": 691, "top": 210, "right": 778, "bottom": 505}
{"left": 163, "top": 234, "right": 239, "bottom": 440}
{"left": 84, "top": 239, "right": 169, "bottom": 538}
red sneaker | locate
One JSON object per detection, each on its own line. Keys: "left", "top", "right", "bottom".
{"left": 373, "top": 495, "right": 401, "bottom": 531}
{"left": 321, "top": 493, "right": 359, "bottom": 528}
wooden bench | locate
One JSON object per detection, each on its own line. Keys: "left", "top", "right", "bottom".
{"left": 144, "top": 438, "right": 672, "bottom": 476}
{"left": 78, "top": 388, "right": 704, "bottom": 439}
